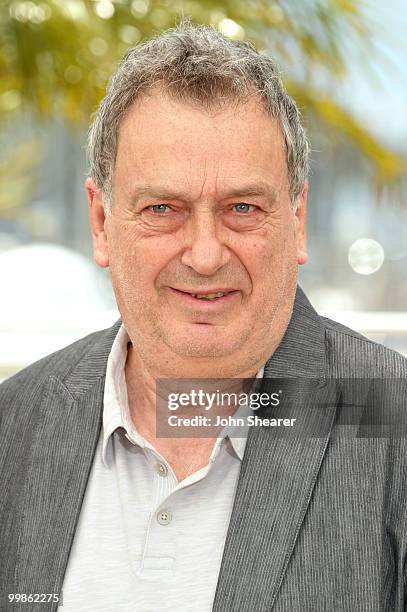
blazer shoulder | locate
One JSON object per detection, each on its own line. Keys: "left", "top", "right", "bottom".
{"left": 320, "top": 315, "right": 407, "bottom": 377}
{"left": 0, "top": 325, "right": 114, "bottom": 405}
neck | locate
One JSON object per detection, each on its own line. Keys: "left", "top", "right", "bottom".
{"left": 124, "top": 339, "right": 266, "bottom": 442}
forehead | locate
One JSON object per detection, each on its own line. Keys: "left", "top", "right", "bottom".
{"left": 114, "top": 90, "right": 289, "bottom": 193}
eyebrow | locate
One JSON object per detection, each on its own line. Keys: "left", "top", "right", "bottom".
{"left": 222, "top": 183, "right": 278, "bottom": 201}
{"left": 129, "top": 185, "right": 190, "bottom": 202}
{"left": 128, "top": 181, "right": 278, "bottom": 204}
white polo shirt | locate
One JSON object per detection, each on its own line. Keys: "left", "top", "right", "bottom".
{"left": 60, "top": 325, "right": 264, "bottom": 611}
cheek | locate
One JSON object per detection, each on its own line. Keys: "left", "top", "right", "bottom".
{"left": 237, "top": 233, "right": 283, "bottom": 273}
{"left": 237, "top": 230, "right": 296, "bottom": 296}
{"left": 109, "top": 230, "right": 177, "bottom": 293}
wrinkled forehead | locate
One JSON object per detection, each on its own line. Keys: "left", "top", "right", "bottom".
{"left": 114, "top": 106, "right": 289, "bottom": 208}
{"left": 116, "top": 82, "right": 284, "bottom": 141}
{"left": 114, "top": 87, "right": 289, "bottom": 189}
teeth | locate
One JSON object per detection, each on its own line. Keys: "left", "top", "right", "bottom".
{"left": 190, "top": 292, "right": 226, "bottom": 300}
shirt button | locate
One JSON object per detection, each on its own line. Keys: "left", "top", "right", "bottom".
{"left": 157, "top": 509, "right": 172, "bottom": 525}
{"left": 155, "top": 462, "right": 168, "bottom": 477}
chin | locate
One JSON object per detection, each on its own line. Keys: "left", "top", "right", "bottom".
{"left": 162, "top": 325, "right": 241, "bottom": 359}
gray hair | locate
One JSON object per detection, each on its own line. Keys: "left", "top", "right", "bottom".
{"left": 87, "top": 21, "right": 310, "bottom": 212}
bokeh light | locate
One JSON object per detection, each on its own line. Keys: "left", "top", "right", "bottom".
{"left": 131, "top": 0, "right": 149, "bottom": 18}
{"left": 218, "top": 18, "right": 245, "bottom": 40}
{"left": 95, "top": 0, "right": 115, "bottom": 20}
{"left": 348, "top": 238, "right": 385, "bottom": 275}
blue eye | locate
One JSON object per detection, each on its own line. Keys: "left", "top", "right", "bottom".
{"left": 234, "top": 203, "right": 253, "bottom": 213}
{"left": 150, "top": 204, "right": 170, "bottom": 213}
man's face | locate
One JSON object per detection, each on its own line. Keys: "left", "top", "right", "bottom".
{"left": 87, "top": 91, "right": 307, "bottom": 374}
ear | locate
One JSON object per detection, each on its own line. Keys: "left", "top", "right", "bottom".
{"left": 294, "top": 181, "right": 308, "bottom": 266}
{"left": 85, "top": 177, "right": 109, "bottom": 268}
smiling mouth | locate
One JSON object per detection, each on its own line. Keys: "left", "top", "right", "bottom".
{"left": 169, "top": 287, "right": 239, "bottom": 304}
{"left": 188, "top": 291, "right": 228, "bottom": 300}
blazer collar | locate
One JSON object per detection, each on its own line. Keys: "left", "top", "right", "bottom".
{"left": 264, "top": 284, "right": 326, "bottom": 379}
{"left": 63, "top": 318, "right": 122, "bottom": 398}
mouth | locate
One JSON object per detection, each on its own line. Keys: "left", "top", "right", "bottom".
{"left": 168, "top": 287, "right": 240, "bottom": 307}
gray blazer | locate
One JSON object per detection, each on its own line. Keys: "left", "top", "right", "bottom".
{"left": 1, "top": 286, "right": 407, "bottom": 611}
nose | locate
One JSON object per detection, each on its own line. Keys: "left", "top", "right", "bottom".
{"left": 181, "top": 210, "right": 230, "bottom": 275}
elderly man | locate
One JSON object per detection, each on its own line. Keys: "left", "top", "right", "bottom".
{"left": 1, "top": 22, "right": 407, "bottom": 612}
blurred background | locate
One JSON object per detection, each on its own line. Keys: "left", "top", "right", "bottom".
{"left": 0, "top": 0, "right": 406, "bottom": 379}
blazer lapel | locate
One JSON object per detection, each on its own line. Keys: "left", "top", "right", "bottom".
{"left": 13, "top": 321, "right": 121, "bottom": 609}
{"left": 212, "top": 286, "right": 338, "bottom": 611}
